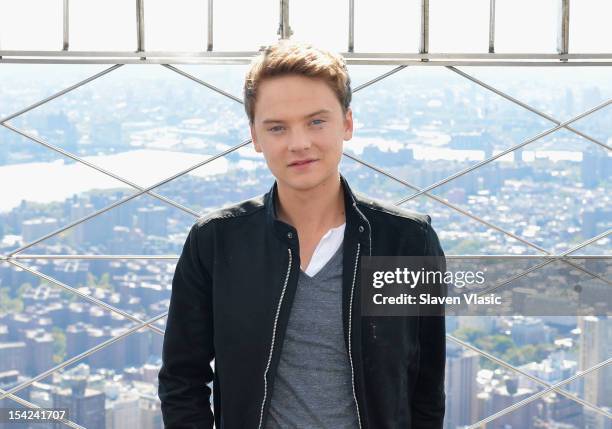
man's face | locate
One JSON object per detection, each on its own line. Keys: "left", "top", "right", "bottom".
{"left": 250, "top": 74, "right": 353, "bottom": 192}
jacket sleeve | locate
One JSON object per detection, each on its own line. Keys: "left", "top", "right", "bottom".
{"left": 411, "top": 215, "right": 447, "bottom": 428}
{"left": 158, "top": 222, "right": 215, "bottom": 428}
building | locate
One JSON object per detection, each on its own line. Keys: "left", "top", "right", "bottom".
{"left": 445, "top": 342, "right": 479, "bottom": 428}
{"left": 52, "top": 376, "right": 106, "bottom": 429}
{"left": 578, "top": 317, "right": 612, "bottom": 415}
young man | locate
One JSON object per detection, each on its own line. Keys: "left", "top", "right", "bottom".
{"left": 158, "top": 40, "right": 447, "bottom": 428}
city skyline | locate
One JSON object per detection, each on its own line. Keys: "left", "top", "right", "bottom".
{"left": 1, "top": 31, "right": 611, "bottom": 429}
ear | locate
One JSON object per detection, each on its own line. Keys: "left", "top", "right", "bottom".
{"left": 343, "top": 107, "right": 353, "bottom": 141}
{"left": 250, "top": 123, "right": 262, "bottom": 153}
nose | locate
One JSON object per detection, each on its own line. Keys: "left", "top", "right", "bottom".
{"left": 287, "top": 129, "right": 311, "bottom": 152}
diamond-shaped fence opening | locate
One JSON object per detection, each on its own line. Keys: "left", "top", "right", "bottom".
{"left": 1, "top": 1, "right": 611, "bottom": 428}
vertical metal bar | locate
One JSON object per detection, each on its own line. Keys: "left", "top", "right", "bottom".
{"left": 278, "top": 0, "right": 292, "bottom": 40}
{"left": 136, "top": 0, "right": 145, "bottom": 55}
{"left": 420, "top": 0, "right": 429, "bottom": 56}
{"left": 207, "top": 0, "right": 213, "bottom": 51}
{"left": 488, "top": 0, "right": 496, "bottom": 53}
{"left": 348, "top": 0, "right": 355, "bottom": 52}
{"left": 63, "top": 0, "right": 69, "bottom": 51}
{"left": 557, "top": 0, "right": 570, "bottom": 58}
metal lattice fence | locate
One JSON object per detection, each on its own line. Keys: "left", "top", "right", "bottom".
{"left": 0, "top": 1, "right": 610, "bottom": 428}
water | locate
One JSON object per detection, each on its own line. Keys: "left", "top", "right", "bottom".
{"left": 0, "top": 144, "right": 586, "bottom": 213}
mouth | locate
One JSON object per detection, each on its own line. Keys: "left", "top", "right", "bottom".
{"left": 288, "top": 159, "right": 317, "bottom": 167}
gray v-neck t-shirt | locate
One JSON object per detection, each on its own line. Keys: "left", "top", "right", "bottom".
{"left": 265, "top": 244, "right": 359, "bottom": 428}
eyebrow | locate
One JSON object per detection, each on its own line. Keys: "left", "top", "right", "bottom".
{"left": 262, "top": 109, "right": 332, "bottom": 124}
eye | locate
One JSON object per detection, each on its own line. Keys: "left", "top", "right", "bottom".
{"left": 311, "top": 119, "right": 326, "bottom": 126}
{"left": 268, "top": 125, "right": 284, "bottom": 133}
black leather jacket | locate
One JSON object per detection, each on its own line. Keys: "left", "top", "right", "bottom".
{"left": 158, "top": 173, "right": 447, "bottom": 429}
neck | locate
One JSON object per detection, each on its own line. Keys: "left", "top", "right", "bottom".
{"left": 275, "top": 172, "right": 346, "bottom": 234}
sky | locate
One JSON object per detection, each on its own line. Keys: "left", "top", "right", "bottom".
{"left": 0, "top": 0, "right": 611, "bottom": 53}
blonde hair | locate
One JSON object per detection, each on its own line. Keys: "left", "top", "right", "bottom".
{"left": 243, "top": 40, "right": 352, "bottom": 125}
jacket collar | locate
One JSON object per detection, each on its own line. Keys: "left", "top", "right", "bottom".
{"left": 264, "top": 173, "right": 372, "bottom": 255}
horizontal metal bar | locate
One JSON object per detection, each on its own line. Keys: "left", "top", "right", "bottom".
{"left": 3, "top": 58, "right": 612, "bottom": 66}
{"left": 2, "top": 50, "right": 612, "bottom": 59}
{"left": 444, "top": 255, "right": 612, "bottom": 259}
{"left": 0, "top": 50, "right": 261, "bottom": 57}
{"left": 4, "top": 254, "right": 610, "bottom": 260}
{"left": 249, "top": 52, "right": 612, "bottom": 60}
{"left": 1, "top": 51, "right": 612, "bottom": 66}
{"left": 0, "top": 58, "right": 250, "bottom": 65}
{"left": 5, "top": 254, "right": 179, "bottom": 260}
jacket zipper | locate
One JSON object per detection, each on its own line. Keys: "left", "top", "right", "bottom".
{"left": 349, "top": 242, "right": 363, "bottom": 429}
{"left": 257, "top": 247, "right": 293, "bottom": 429}
{"left": 257, "top": 243, "right": 363, "bottom": 429}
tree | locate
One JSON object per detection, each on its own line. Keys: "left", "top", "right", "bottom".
{"left": 454, "top": 326, "right": 486, "bottom": 343}
{"left": 18, "top": 282, "right": 32, "bottom": 295}
{"left": 51, "top": 327, "right": 67, "bottom": 364}
{"left": 0, "top": 287, "right": 24, "bottom": 313}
